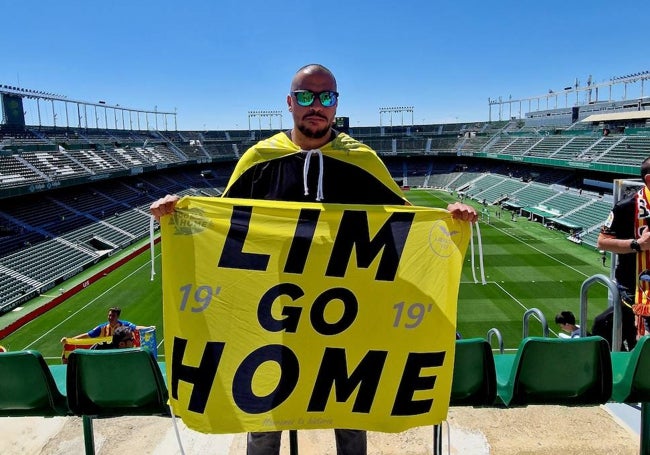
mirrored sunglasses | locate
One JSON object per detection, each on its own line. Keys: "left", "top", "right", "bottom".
{"left": 292, "top": 90, "right": 338, "bottom": 107}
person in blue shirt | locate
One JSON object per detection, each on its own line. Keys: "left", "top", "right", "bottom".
{"left": 61, "top": 306, "right": 150, "bottom": 342}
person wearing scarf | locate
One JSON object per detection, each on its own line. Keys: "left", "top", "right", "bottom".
{"left": 598, "top": 156, "right": 650, "bottom": 349}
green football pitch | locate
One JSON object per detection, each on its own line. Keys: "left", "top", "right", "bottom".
{"left": 0, "top": 189, "right": 610, "bottom": 363}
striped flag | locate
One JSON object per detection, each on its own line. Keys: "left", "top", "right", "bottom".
{"left": 60, "top": 336, "right": 112, "bottom": 364}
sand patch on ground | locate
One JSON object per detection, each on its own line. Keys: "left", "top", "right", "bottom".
{"left": 0, "top": 405, "right": 638, "bottom": 454}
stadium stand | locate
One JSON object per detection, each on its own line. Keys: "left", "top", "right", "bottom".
{"left": 525, "top": 135, "right": 570, "bottom": 158}
{"left": 555, "top": 199, "right": 612, "bottom": 232}
{"left": 469, "top": 177, "right": 526, "bottom": 204}
{"left": 6, "top": 78, "right": 650, "bottom": 453}
{"left": 509, "top": 182, "right": 558, "bottom": 207}
{"left": 550, "top": 136, "right": 600, "bottom": 161}
{"left": 601, "top": 136, "right": 650, "bottom": 165}
{"left": 4, "top": 100, "right": 650, "bottom": 314}
{"left": 448, "top": 171, "right": 483, "bottom": 191}
{"left": 0, "top": 163, "right": 232, "bottom": 313}
{"left": 456, "top": 135, "right": 491, "bottom": 154}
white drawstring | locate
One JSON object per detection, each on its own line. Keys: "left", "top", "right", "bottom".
{"left": 302, "top": 149, "right": 324, "bottom": 201}
{"left": 149, "top": 215, "right": 156, "bottom": 281}
{"left": 469, "top": 222, "right": 486, "bottom": 285}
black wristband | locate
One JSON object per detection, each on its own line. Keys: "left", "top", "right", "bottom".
{"left": 631, "top": 239, "right": 641, "bottom": 252}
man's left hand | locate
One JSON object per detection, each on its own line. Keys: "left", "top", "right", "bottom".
{"left": 447, "top": 202, "right": 478, "bottom": 223}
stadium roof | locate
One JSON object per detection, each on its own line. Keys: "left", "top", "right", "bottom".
{"left": 581, "top": 110, "right": 650, "bottom": 123}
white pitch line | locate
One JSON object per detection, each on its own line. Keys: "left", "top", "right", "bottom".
{"left": 421, "top": 189, "right": 594, "bottom": 278}
{"left": 462, "top": 280, "right": 562, "bottom": 338}
{"left": 22, "top": 251, "right": 163, "bottom": 350}
{"left": 485, "top": 221, "right": 593, "bottom": 279}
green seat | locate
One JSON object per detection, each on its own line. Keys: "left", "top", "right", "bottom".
{"left": 67, "top": 347, "right": 170, "bottom": 417}
{"left": 495, "top": 336, "right": 612, "bottom": 407}
{"left": 450, "top": 338, "right": 497, "bottom": 406}
{"left": 0, "top": 350, "right": 68, "bottom": 417}
{"left": 157, "top": 361, "right": 167, "bottom": 385}
{"left": 612, "top": 335, "right": 650, "bottom": 403}
{"left": 67, "top": 348, "right": 170, "bottom": 455}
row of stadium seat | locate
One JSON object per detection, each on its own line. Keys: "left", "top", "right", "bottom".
{"left": 451, "top": 335, "right": 650, "bottom": 407}
{"left": 0, "top": 348, "right": 169, "bottom": 454}
{"left": 3, "top": 127, "right": 650, "bottom": 195}
{"left": 2, "top": 336, "right": 649, "bottom": 452}
{"left": 450, "top": 334, "right": 650, "bottom": 452}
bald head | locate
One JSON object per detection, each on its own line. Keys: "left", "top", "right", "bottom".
{"left": 290, "top": 64, "right": 337, "bottom": 92}
{"left": 287, "top": 64, "right": 339, "bottom": 148}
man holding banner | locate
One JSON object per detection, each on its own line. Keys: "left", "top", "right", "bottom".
{"left": 151, "top": 64, "right": 477, "bottom": 455}
{"left": 61, "top": 306, "right": 151, "bottom": 342}
{"left": 60, "top": 306, "right": 156, "bottom": 362}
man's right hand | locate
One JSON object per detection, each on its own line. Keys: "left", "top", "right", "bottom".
{"left": 150, "top": 194, "right": 180, "bottom": 221}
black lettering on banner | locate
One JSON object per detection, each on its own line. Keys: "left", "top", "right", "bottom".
{"left": 326, "top": 211, "right": 415, "bottom": 281}
{"left": 233, "top": 344, "right": 300, "bottom": 414}
{"left": 307, "top": 347, "right": 387, "bottom": 413}
{"left": 391, "top": 351, "right": 445, "bottom": 416}
{"left": 171, "top": 337, "right": 224, "bottom": 414}
{"left": 258, "top": 283, "right": 304, "bottom": 333}
{"left": 310, "top": 287, "right": 358, "bottom": 335}
{"left": 284, "top": 208, "right": 320, "bottom": 274}
{"left": 218, "top": 206, "right": 270, "bottom": 271}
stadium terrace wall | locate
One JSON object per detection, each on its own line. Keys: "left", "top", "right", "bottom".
{"left": 0, "top": 155, "right": 235, "bottom": 200}
{"left": 0, "top": 169, "right": 132, "bottom": 199}
{"left": 473, "top": 152, "right": 638, "bottom": 176}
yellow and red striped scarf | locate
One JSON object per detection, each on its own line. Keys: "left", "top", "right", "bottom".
{"left": 634, "top": 187, "right": 650, "bottom": 334}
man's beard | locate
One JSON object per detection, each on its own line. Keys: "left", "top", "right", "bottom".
{"left": 296, "top": 120, "right": 330, "bottom": 139}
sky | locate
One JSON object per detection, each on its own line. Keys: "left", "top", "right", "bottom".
{"left": 2, "top": 0, "right": 650, "bottom": 131}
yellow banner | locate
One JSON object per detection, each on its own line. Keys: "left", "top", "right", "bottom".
{"left": 161, "top": 197, "right": 470, "bottom": 434}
